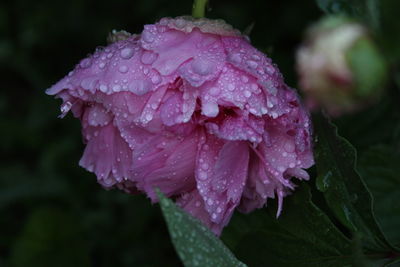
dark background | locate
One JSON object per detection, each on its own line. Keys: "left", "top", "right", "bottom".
{"left": 0, "top": 0, "right": 360, "bottom": 266}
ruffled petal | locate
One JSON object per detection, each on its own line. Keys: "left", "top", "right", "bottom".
{"left": 46, "top": 36, "right": 173, "bottom": 97}
{"left": 196, "top": 134, "right": 249, "bottom": 226}
{"left": 205, "top": 111, "right": 264, "bottom": 143}
{"left": 177, "top": 190, "right": 224, "bottom": 235}
{"left": 79, "top": 121, "right": 133, "bottom": 189}
{"left": 132, "top": 131, "right": 200, "bottom": 200}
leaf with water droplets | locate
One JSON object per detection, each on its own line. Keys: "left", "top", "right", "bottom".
{"left": 157, "top": 190, "right": 247, "bottom": 267}
{"left": 313, "top": 113, "right": 394, "bottom": 251}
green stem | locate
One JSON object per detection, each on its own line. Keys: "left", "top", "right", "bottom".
{"left": 192, "top": 0, "right": 208, "bottom": 18}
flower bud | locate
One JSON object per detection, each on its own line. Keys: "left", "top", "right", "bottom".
{"left": 296, "top": 16, "right": 387, "bottom": 116}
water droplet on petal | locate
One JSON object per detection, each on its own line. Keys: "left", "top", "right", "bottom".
{"left": 244, "top": 90, "right": 251, "bottom": 97}
{"left": 120, "top": 47, "right": 134, "bottom": 59}
{"left": 141, "top": 51, "right": 158, "bottom": 65}
{"left": 202, "top": 102, "right": 219, "bottom": 117}
{"left": 60, "top": 101, "right": 72, "bottom": 114}
{"left": 228, "top": 52, "right": 242, "bottom": 64}
{"left": 246, "top": 60, "right": 258, "bottom": 69}
{"left": 209, "top": 87, "right": 220, "bottom": 96}
{"left": 142, "top": 30, "right": 155, "bottom": 43}
{"left": 191, "top": 58, "right": 213, "bottom": 76}
{"left": 198, "top": 171, "right": 208, "bottom": 180}
{"left": 99, "top": 84, "right": 108, "bottom": 92}
{"left": 174, "top": 18, "right": 187, "bottom": 28}
{"left": 118, "top": 65, "right": 128, "bottom": 73}
{"left": 112, "top": 84, "right": 121, "bottom": 92}
{"left": 79, "top": 58, "right": 92, "bottom": 68}
{"left": 151, "top": 73, "right": 161, "bottom": 84}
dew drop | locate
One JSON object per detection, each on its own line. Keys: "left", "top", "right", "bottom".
{"left": 191, "top": 58, "right": 213, "bottom": 76}
{"left": 228, "top": 52, "right": 242, "bottom": 64}
{"left": 141, "top": 51, "right": 157, "bottom": 65}
{"left": 112, "top": 84, "right": 121, "bottom": 92}
{"left": 142, "top": 30, "right": 155, "bottom": 43}
{"left": 79, "top": 58, "right": 92, "bottom": 68}
{"left": 202, "top": 102, "right": 219, "bottom": 117}
{"left": 60, "top": 101, "right": 72, "bottom": 114}
{"left": 120, "top": 47, "right": 134, "bottom": 59}
{"left": 246, "top": 60, "right": 258, "bottom": 69}
{"left": 119, "top": 65, "right": 128, "bottom": 73}
{"left": 174, "top": 18, "right": 187, "bottom": 28}
{"left": 99, "top": 84, "right": 108, "bottom": 92}
{"left": 244, "top": 90, "right": 251, "bottom": 98}
{"left": 209, "top": 87, "right": 220, "bottom": 96}
{"left": 198, "top": 171, "right": 208, "bottom": 180}
{"left": 151, "top": 73, "right": 161, "bottom": 84}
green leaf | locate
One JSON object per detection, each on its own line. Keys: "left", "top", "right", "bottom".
{"left": 234, "top": 183, "right": 355, "bottom": 267}
{"left": 313, "top": 113, "right": 393, "bottom": 251}
{"left": 157, "top": 190, "right": 247, "bottom": 267}
{"left": 358, "top": 145, "right": 400, "bottom": 247}
{"left": 316, "top": 0, "right": 380, "bottom": 30}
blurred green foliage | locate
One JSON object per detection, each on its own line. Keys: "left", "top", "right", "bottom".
{"left": 0, "top": 0, "right": 321, "bottom": 266}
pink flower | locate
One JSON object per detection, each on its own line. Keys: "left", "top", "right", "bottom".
{"left": 47, "top": 16, "right": 314, "bottom": 235}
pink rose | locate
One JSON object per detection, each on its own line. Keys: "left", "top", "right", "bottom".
{"left": 47, "top": 16, "right": 314, "bottom": 235}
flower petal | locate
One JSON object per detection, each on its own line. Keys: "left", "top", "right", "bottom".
{"left": 79, "top": 121, "right": 133, "bottom": 189}
{"left": 132, "top": 131, "right": 200, "bottom": 200}
{"left": 196, "top": 134, "right": 249, "bottom": 226}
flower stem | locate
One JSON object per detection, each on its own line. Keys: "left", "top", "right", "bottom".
{"left": 192, "top": 0, "right": 208, "bottom": 18}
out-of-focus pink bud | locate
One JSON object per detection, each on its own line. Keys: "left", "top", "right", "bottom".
{"left": 296, "top": 16, "right": 387, "bottom": 116}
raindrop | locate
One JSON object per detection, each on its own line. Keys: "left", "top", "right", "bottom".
{"left": 79, "top": 58, "right": 92, "bottom": 68}
{"left": 60, "top": 101, "right": 72, "bottom": 114}
{"left": 119, "top": 65, "right": 128, "bottom": 73}
{"left": 209, "top": 87, "right": 220, "bottom": 96}
{"left": 99, "top": 84, "right": 108, "bottom": 92}
{"left": 191, "top": 59, "right": 213, "bottom": 76}
{"left": 112, "top": 84, "right": 121, "bottom": 92}
{"left": 141, "top": 51, "right": 158, "bottom": 65}
{"left": 174, "top": 18, "right": 187, "bottom": 28}
{"left": 202, "top": 102, "right": 219, "bottom": 117}
{"left": 142, "top": 30, "right": 155, "bottom": 43}
{"left": 243, "top": 90, "right": 251, "bottom": 98}
{"left": 228, "top": 52, "right": 242, "bottom": 64}
{"left": 120, "top": 47, "right": 134, "bottom": 59}
{"left": 246, "top": 60, "right": 258, "bottom": 69}
{"left": 151, "top": 73, "right": 161, "bottom": 84}
{"left": 198, "top": 171, "right": 208, "bottom": 180}
{"left": 241, "top": 75, "right": 249, "bottom": 83}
